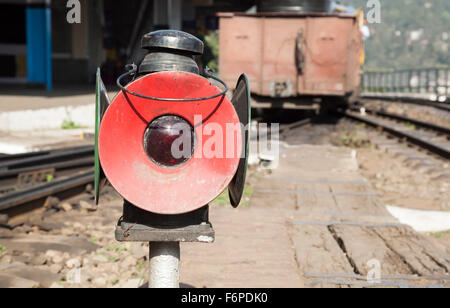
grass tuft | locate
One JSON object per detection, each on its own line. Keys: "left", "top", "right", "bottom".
{"left": 211, "top": 184, "right": 254, "bottom": 207}
{"left": 430, "top": 230, "right": 450, "bottom": 239}
{"left": 61, "top": 120, "right": 82, "bottom": 130}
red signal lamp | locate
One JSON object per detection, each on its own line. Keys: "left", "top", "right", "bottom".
{"left": 143, "top": 115, "right": 196, "bottom": 168}
{"left": 94, "top": 30, "right": 251, "bottom": 287}
{"left": 98, "top": 70, "right": 243, "bottom": 215}
{"left": 95, "top": 29, "right": 250, "bottom": 220}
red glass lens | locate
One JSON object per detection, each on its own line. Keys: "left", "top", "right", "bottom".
{"left": 143, "top": 115, "right": 195, "bottom": 167}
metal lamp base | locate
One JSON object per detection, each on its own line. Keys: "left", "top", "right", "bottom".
{"left": 115, "top": 221, "right": 214, "bottom": 243}
{"left": 115, "top": 201, "right": 215, "bottom": 243}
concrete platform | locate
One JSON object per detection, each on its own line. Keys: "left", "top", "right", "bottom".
{"left": 0, "top": 86, "right": 103, "bottom": 153}
{"left": 0, "top": 87, "right": 98, "bottom": 132}
{"left": 0, "top": 129, "right": 93, "bottom": 154}
{"left": 1, "top": 144, "right": 448, "bottom": 288}
{"left": 0, "top": 86, "right": 95, "bottom": 112}
{"left": 244, "top": 144, "right": 450, "bottom": 288}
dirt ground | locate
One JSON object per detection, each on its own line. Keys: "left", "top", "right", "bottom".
{"left": 0, "top": 183, "right": 304, "bottom": 288}
{"left": 0, "top": 109, "right": 449, "bottom": 288}
{"left": 356, "top": 142, "right": 450, "bottom": 258}
{"left": 324, "top": 121, "right": 450, "bottom": 212}
{"left": 357, "top": 146, "right": 449, "bottom": 211}
{"left": 282, "top": 116, "right": 450, "bottom": 262}
{"left": 327, "top": 119, "right": 450, "bottom": 256}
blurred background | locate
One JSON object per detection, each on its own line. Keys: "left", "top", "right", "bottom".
{"left": 0, "top": 0, "right": 254, "bottom": 89}
{"left": 0, "top": 0, "right": 449, "bottom": 289}
{"left": 0, "top": 0, "right": 448, "bottom": 90}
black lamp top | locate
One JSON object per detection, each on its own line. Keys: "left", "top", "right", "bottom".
{"left": 141, "top": 30, "right": 204, "bottom": 55}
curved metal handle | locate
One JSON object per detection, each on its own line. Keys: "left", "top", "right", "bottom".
{"left": 116, "top": 65, "right": 229, "bottom": 102}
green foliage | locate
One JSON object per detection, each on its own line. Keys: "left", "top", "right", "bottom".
{"left": 61, "top": 119, "right": 82, "bottom": 130}
{"left": 430, "top": 230, "right": 450, "bottom": 239}
{"left": 0, "top": 244, "right": 6, "bottom": 254}
{"left": 46, "top": 174, "right": 54, "bottom": 183}
{"left": 211, "top": 185, "right": 254, "bottom": 207}
{"left": 343, "top": 0, "right": 450, "bottom": 69}
{"left": 204, "top": 31, "right": 219, "bottom": 72}
{"left": 404, "top": 122, "right": 416, "bottom": 130}
{"left": 137, "top": 261, "right": 145, "bottom": 270}
{"left": 106, "top": 245, "right": 127, "bottom": 253}
{"left": 212, "top": 190, "right": 230, "bottom": 206}
{"left": 99, "top": 252, "right": 117, "bottom": 263}
{"left": 242, "top": 186, "right": 254, "bottom": 207}
{"left": 340, "top": 129, "right": 372, "bottom": 148}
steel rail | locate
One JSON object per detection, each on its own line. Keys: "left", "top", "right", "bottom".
{"left": 362, "top": 95, "right": 450, "bottom": 112}
{"left": 0, "top": 157, "right": 94, "bottom": 180}
{"left": 0, "top": 169, "right": 95, "bottom": 212}
{"left": 0, "top": 145, "right": 94, "bottom": 163}
{"left": 0, "top": 146, "right": 94, "bottom": 171}
{"left": 280, "top": 118, "right": 313, "bottom": 136}
{"left": 0, "top": 150, "right": 50, "bottom": 163}
{"left": 340, "top": 110, "right": 450, "bottom": 160}
{"left": 256, "top": 117, "right": 314, "bottom": 142}
{"left": 358, "top": 108, "right": 450, "bottom": 136}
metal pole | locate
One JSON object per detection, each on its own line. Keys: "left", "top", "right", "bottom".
{"left": 149, "top": 242, "right": 180, "bottom": 288}
{"left": 445, "top": 69, "right": 450, "bottom": 97}
{"left": 44, "top": 0, "right": 52, "bottom": 91}
{"left": 408, "top": 70, "right": 412, "bottom": 93}
{"left": 435, "top": 68, "right": 440, "bottom": 96}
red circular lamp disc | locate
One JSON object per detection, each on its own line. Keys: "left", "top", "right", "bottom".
{"left": 99, "top": 71, "right": 242, "bottom": 215}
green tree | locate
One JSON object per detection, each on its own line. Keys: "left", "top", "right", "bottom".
{"left": 342, "top": 0, "right": 450, "bottom": 70}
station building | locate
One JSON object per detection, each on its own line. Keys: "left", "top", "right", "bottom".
{"left": 0, "top": 0, "right": 254, "bottom": 90}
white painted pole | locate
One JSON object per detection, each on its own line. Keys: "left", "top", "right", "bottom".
{"left": 149, "top": 242, "right": 180, "bottom": 288}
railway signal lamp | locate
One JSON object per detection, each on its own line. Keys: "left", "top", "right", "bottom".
{"left": 94, "top": 30, "right": 250, "bottom": 287}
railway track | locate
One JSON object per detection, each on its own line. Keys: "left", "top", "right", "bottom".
{"left": 0, "top": 146, "right": 95, "bottom": 228}
{"left": 279, "top": 117, "right": 314, "bottom": 137}
{"left": 0, "top": 105, "right": 445, "bottom": 228}
{"left": 361, "top": 108, "right": 450, "bottom": 136}
{"left": 0, "top": 145, "right": 91, "bottom": 163}
{"left": 340, "top": 108, "right": 450, "bottom": 160}
{"left": 362, "top": 95, "right": 450, "bottom": 113}
{"left": 0, "top": 145, "right": 93, "bottom": 170}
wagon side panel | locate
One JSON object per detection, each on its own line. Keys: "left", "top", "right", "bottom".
{"left": 301, "top": 17, "right": 354, "bottom": 96}
{"left": 219, "top": 15, "right": 263, "bottom": 94}
{"left": 261, "top": 17, "right": 307, "bottom": 97}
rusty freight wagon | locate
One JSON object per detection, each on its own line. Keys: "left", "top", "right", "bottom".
{"left": 218, "top": 0, "right": 364, "bottom": 109}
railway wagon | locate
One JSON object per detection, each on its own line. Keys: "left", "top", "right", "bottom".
{"left": 218, "top": 1, "right": 364, "bottom": 108}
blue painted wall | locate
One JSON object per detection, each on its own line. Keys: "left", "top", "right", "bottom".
{"left": 26, "top": 7, "right": 52, "bottom": 90}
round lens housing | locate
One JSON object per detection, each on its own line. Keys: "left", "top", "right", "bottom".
{"left": 143, "top": 115, "right": 195, "bottom": 168}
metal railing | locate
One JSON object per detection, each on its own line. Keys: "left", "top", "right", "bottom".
{"left": 363, "top": 67, "right": 450, "bottom": 99}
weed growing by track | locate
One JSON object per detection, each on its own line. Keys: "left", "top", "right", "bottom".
{"left": 430, "top": 230, "right": 450, "bottom": 239}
